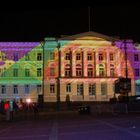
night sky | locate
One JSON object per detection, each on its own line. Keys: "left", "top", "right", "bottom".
{"left": 0, "top": 2, "right": 140, "bottom": 42}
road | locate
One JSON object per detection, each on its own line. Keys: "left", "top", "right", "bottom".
{"left": 0, "top": 111, "right": 140, "bottom": 140}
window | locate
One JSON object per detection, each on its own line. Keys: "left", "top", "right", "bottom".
{"left": 65, "top": 68, "right": 71, "bottom": 77}
{"left": 87, "top": 68, "right": 93, "bottom": 77}
{"left": 37, "top": 53, "right": 42, "bottom": 61}
{"left": 13, "top": 85, "right": 18, "bottom": 94}
{"left": 110, "top": 53, "right": 114, "bottom": 61}
{"left": 37, "top": 68, "right": 42, "bottom": 77}
{"left": 135, "top": 68, "right": 139, "bottom": 76}
{"left": 89, "top": 84, "right": 96, "bottom": 96}
{"left": 76, "top": 68, "right": 82, "bottom": 77}
{"left": 99, "top": 53, "right": 103, "bottom": 61}
{"left": 135, "top": 84, "right": 140, "bottom": 93}
{"left": 50, "top": 84, "right": 55, "bottom": 93}
{"left": 101, "top": 83, "right": 107, "bottom": 95}
{"left": 65, "top": 64, "right": 71, "bottom": 77}
{"left": 50, "top": 52, "right": 55, "bottom": 60}
{"left": 1, "top": 85, "right": 6, "bottom": 94}
{"left": 76, "top": 53, "right": 81, "bottom": 60}
{"left": 65, "top": 53, "right": 71, "bottom": 60}
{"left": 13, "top": 68, "right": 18, "bottom": 77}
{"left": 25, "top": 54, "right": 30, "bottom": 61}
{"left": 13, "top": 52, "right": 18, "bottom": 61}
{"left": 134, "top": 54, "right": 139, "bottom": 61}
{"left": 87, "top": 53, "right": 92, "bottom": 60}
{"left": 25, "top": 85, "right": 29, "bottom": 94}
{"left": 25, "top": 69, "right": 30, "bottom": 77}
{"left": 37, "top": 85, "right": 42, "bottom": 94}
{"left": 1, "top": 69, "right": 6, "bottom": 77}
{"left": 66, "top": 83, "right": 71, "bottom": 92}
{"left": 110, "top": 64, "right": 115, "bottom": 76}
{"left": 50, "top": 68, "right": 55, "bottom": 76}
{"left": 77, "top": 84, "right": 83, "bottom": 96}
{"left": 99, "top": 64, "right": 105, "bottom": 76}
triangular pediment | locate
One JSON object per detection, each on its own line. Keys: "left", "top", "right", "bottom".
{"left": 59, "top": 31, "right": 118, "bottom": 41}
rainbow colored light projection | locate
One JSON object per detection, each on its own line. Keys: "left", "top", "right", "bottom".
{"left": 0, "top": 33, "right": 140, "bottom": 102}
{"left": 0, "top": 42, "right": 42, "bottom": 101}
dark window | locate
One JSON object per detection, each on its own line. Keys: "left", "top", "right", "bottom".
{"left": 37, "top": 68, "right": 42, "bottom": 77}
{"left": 14, "top": 52, "right": 18, "bottom": 61}
{"left": 89, "top": 84, "right": 96, "bottom": 95}
{"left": 66, "top": 83, "right": 71, "bottom": 92}
{"left": 77, "top": 84, "right": 83, "bottom": 96}
{"left": 25, "top": 85, "right": 29, "bottom": 94}
{"left": 135, "top": 68, "right": 139, "bottom": 76}
{"left": 99, "top": 54, "right": 103, "bottom": 61}
{"left": 76, "top": 53, "right": 81, "bottom": 60}
{"left": 87, "top": 53, "right": 92, "bottom": 60}
{"left": 37, "top": 53, "right": 42, "bottom": 61}
{"left": 134, "top": 54, "right": 139, "bottom": 61}
{"left": 101, "top": 83, "right": 107, "bottom": 95}
{"left": 1, "top": 85, "right": 6, "bottom": 94}
{"left": 50, "top": 84, "right": 55, "bottom": 93}
{"left": 87, "top": 68, "right": 93, "bottom": 77}
{"left": 110, "top": 53, "right": 114, "bottom": 61}
{"left": 37, "top": 85, "right": 42, "bottom": 93}
{"left": 65, "top": 53, "right": 71, "bottom": 60}
{"left": 13, "top": 85, "right": 18, "bottom": 94}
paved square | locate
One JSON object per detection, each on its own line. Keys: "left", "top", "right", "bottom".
{"left": 0, "top": 112, "right": 140, "bottom": 140}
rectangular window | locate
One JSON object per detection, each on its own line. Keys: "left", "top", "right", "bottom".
{"left": 135, "top": 68, "right": 139, "bottom": 76}
{"left": 99, "top": 53, "right": 103, "bottom": 61}
{"left": 25, "top": 54, "right": 30, "bottom": 61}
{"left": 136, "top": 84, "right": 140, "bottom": 93}
{"left": 1, "top": 85, "right": 6, "bottom": 94}
{"left": 13, "top": 85, "right": 18, "bottom": 94}
{"left": 65, "top": 69, "right": 71, "bottom": 77}
{"left": 87, "top": 68, "right": 93, "bottom": 77}
{"left": 37, "top": 53, "right": 42, "bottom": 61}
{"left": 134, "top": 54, "right": 139, "bottom": 61}
{"left": 76, "top": 53, "right": 81, "bottom": 60}
{"left": 66, "top": 83, "right": 71, "bottom": 92}
{"left": 2, "top": 53, "right": 6, "bottom": 60}
{"left": 77, "top": 84, "right": 83, "bottom": 96}
{"left": 37, "top": 68, "right": 42, "bottom": 77}
{"left": 76, "top": 68, "right": 82, "bottom": 77}
{"left": 25, "top": 85, "right": 29, "bottom": 94}
{"left": 13, "top": 52, "right": 18, "bottom": 61}
{"left": 87, "top": 53, "right": 92, "bottom": 60}
{"left": 89, "top": 84, "right": 96, "bottom": 96}
{"left": 25, "top": 69, "right": 30, "bottom": 77}
{"left": 50, "top": 68, "right": 55, "bottom": 76}
{"left": 110, "top": 53, "right": 114, "bottom": 61}
{"left": 65, "top": 53, "right": 71, "bottom": 60}
{"left": 50, "top": 84, "right": 55, "bottom": 93}
{"left": 1, "top": 69, "right": 6, "bottom": 77}
{"left": 101, "top": 83, "right": 107, "bottom": 95}
{"left": 37, "top": 85, "right": 42, "bottom": 94}
{"left": 50, "top": 52, "right": 55, "bottom": 60}
{"left": 13, "top": 68, "right": 18, "bottom": 77}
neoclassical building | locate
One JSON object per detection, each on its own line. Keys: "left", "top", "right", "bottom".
{"left": 0, "top": 31, "right": 140, "bottom": 102}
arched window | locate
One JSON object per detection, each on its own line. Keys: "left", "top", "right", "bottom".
{"left": 110, "top": 64, "right": 115, "bottom": 77}
{"left": 99, "top": 64, "right": 104, "bottom": 76}
{"left": 87, "top": 64, "right": 93, "bottom": 77}
{"left": 65, "top": 64, "right": 71, "bottom": 77}
{"left": 76, "top": 64, "right": 82, "bottom": 77}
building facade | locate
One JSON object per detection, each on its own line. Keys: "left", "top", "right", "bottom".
{"left": 0, "top": 32, "right": 140, "bottom": 102}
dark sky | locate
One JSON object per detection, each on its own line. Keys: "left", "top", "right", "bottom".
{"left": 0, "top": 2, "right": 140, "bottom": 42}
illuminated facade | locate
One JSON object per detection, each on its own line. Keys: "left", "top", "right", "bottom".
{"left": 0, "top": 31, "right": 140, "bottom": 102}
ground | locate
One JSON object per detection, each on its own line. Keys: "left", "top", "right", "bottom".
{"left": 0, "top": 111, "right": 140, "bottom": 140}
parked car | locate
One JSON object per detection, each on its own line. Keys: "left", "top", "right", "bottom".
{"left": 78, "top": 105, "right": 91, "bottom": 115}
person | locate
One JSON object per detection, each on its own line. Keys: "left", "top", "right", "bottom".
{"left": 32, "top": 103, "right": 39, "bottom": 119}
